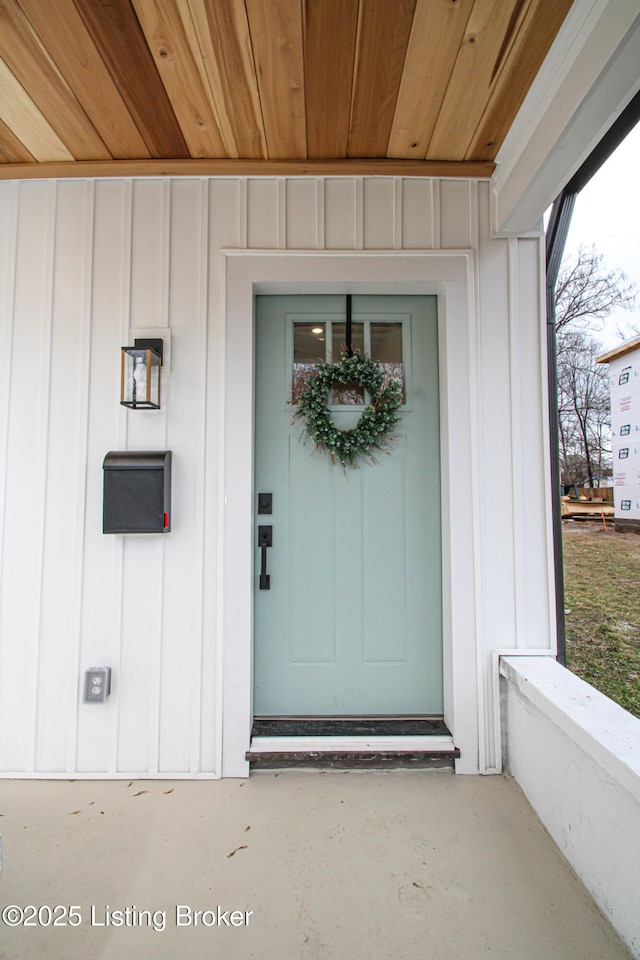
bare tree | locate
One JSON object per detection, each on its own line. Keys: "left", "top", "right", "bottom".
{"left": 557, "top": 331, "right": 611, "bottom": 486}
{"left": 555, "top": 245, "right": 636, "bottom": 488}
{"left": 555, "top": 244, "right": 635, "bottom": 333}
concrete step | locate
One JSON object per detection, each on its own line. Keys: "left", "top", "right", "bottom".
{"left": 246, "top": 749, "right": 459, "bottom": 770}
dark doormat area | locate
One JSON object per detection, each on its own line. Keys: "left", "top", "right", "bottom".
{"left": 251, "top": 716, "right": 451, "bottom": 738}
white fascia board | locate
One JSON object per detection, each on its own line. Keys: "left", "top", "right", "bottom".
{"left": 492, "top": 1, "right": 640, "bottom": 236}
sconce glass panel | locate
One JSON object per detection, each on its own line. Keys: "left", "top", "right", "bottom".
{"left": 121, "top": 347, "right": 161, "bottom": 409}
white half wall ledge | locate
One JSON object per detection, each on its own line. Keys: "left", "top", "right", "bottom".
{"left": 500, "top": 655, "right": 640, "bottom": 802}
{"left": 501, "top": 654, "right": 640, "bottom": 959}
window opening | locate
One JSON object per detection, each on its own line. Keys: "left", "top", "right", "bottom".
{"left": 546, "top": 90, "right": 640, "bottom": 672}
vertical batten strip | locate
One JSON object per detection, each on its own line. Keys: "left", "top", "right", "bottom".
{"left": 316, "top": 178, "right": 325, "bottom": 249}
{"left": 466, "top": 186, "right": 490, "bottom": 774}
{"left": 30, "top": 180, "right": 58, "bottom": 772}
{"left": 433, "top": 180, "right": 441, "bottom": 249}
{"left": 355, "top": 178, "right": 364, "bottom": 249}
{"left": 112, "top": 180, "right": 134, "bottom": 774}
{"left": 0, "top": 183, "right": 19, "bottom": 635}
{"left": 428, "top": 179, "right": 440, "bottom": 250}
{"left": 239, "top": 179, "right": 248, "bottom": 249}
{"left": 393, "top": 178, "right": 403, "bottom": 250}
{"left": 161, "top": 181, "right": 172, "bottom": 330}
{"left": 468, "top": 181, "right": 479, "bottom": 251}
{"left": 278, "top": 177, "right": 286, "bottom": 249}
{"left": 207, "top": 181, "right": 241, "bottom": 775}
{"left": 508, "top": 237, "right": 527, "bottom": 651}
{"left": 66, "top": 181, "right": 96, "bottom": 775}
{"left": 538, "top": 231, "right": 558, "bottom": 653}
{"left": 213, "top": 224, "right": 225, "bottom": 779}
{"left": 120, "top": 180, "right": 167, "bottom": 773}
{"left": 470, "top": 178, "right": 495, "bottom": 772}
{"left": 120, "top": 182, "right": 134, "bottom": 448}
{"left": 189, "top": 178, "right": 209, "bottom": 775}
{"left": 0, "top": 184, "right": 20, "bottom": 772}
{"left": 147, "top": 179, "right": 173, "bottom": 776}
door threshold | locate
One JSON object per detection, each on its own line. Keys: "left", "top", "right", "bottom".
{"left": 249, "top": 735, "right": 456, "bottom": 753}
{"left": 251, "top": 715, "right": 451, "bottom": 738}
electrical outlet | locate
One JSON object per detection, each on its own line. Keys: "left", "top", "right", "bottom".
{"left": 83, "top": 667, "right": 111, "bottom": 704}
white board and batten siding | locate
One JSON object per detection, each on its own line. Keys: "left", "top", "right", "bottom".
{"left": 0, "top": 177, "right": 554, "bottom": 777}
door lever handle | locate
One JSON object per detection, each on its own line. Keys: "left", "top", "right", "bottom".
{"left": 258, "top": 525, "right": 272, "bottom": 590}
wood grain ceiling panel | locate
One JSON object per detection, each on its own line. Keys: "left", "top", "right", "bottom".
{"left": 0, "top": 0, "right": 570, "bottom": 178}
{"left": 304, "top": 0, "right": 358, "bottom": 159}
{"left": 466, "top": 0, "right": 573, "bottom": 160}
{"left": 17, "top": 0, "right": 150, "bottom": 158}
{"left": 0, "top": 0, "right": 109, "bottom": 160}
{"left": 387, "top": 0, "right": 473, "bottom": 160}
{"left": 0, "top": 114, "right": 35, "bottom": 162}
{"left": 0, "top": 57, "right": 73, "bottom": 160}
{"left": 245, "top": 0, "right": 306, "bottom": 160}
{"left": 73, "top": 0, "right": 190, "bottom": 159}
{"left": 426, "top": 0, "right": 522, "bottom": 161}
{"left": 348, "top": 0, "right": 416, "bottom": 158}
{"left": 186, "top": 0, "right": 266, "bottom": 159}
{"left": 131, "top": 0, "right": 226, "bottom": 157}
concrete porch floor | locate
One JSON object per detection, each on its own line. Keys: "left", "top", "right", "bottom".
{"left": 0, "top": 770, "right": 632, "bottom": 960}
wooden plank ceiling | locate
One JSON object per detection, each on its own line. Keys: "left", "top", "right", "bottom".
{"left": 0, "top": 0, "right": 573, "bottom": 180}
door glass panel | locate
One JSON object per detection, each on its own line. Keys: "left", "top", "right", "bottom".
{"left": 371, "top": 322, "right": 404, "bottom": 395}
{"left": 292, "top": 320, "right": 404, "bottom": 406}
{"left": 331, "top": 322, "right": 364, "bottom": 404}
{"left": 293, "top": 322, "right": 326, "bottom": 402}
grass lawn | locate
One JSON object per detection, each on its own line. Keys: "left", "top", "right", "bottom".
{"left": 563, "top": 522, "right": 640, "bottom": 719}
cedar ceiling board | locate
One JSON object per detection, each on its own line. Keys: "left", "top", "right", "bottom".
{"left": 387, "top": 0, "right": 474, "bottom": 160}
{"left": 0, "top": 0, "right": 110, "bottom": 160}
{"left": 0, "top": 114, "right": 35, "bottom": 162}
{"left": 73, "top": 0, "right": 189, "bottom": 159}
{"left": 426, "top": 0, "right": 522, "bottom": 161}
{"left": 0, "top": 56, "right": 73, "bottom": 160}
{"left": 16, "top": 0, "right": 150, "bottom": 159}
{"left": 466, "top": 0, "right": 574, "bottom": 161}
{"left": 348, "top": 0, "right": 417, "bottom": 159}
{"left": 186, "top": 0, "right": 266, "bottom": 159}
{"left": 131, "top": 0, "right": 226, "bottom": 157}
{"left": 245, "top": 0, "right": 307, "bottom": 160}
{"left": 304, "top": 0, "right": 358, "bottom": 159}
{"left": 173, "top": 0, "right": 241, "bottom": 154}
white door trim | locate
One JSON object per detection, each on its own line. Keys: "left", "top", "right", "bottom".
{"left": 220, "top": 250, "right": 481, "bottom": 777}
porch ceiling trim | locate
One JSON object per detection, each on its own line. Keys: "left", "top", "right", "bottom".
{"left": 0, "top": 158, "right": 495, "bottom": 182}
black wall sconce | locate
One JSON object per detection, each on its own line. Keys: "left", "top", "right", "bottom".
{"left": 121, "top": 338, "right": 163, "bottom": 409}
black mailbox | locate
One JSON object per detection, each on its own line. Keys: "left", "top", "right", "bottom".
{"left": 103, "top": 451, "right": 171, "bottom": 534}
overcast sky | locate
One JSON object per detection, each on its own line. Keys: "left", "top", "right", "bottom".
{"left": 563, "top": 120, "right": 640, "bottom": 350}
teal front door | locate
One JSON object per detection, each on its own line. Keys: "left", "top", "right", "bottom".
{"left": 254, "top": 295, "right": 442, "bottom": 716}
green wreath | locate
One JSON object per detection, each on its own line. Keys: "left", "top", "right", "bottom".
{"left": 292, "top": 351, "right": 403, "bottom": 468}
